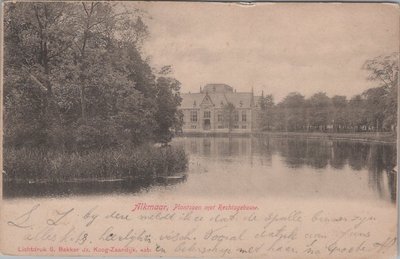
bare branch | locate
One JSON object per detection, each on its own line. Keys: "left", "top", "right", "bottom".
{"left": 82, "top": 2, "right": 89, "bottom": 16}
{"left": 21, "top": 65, "right": 48, "bottom": 92}
{"left": 73, "top": 41, "right": 83, "bottom": 55}
{"left": 87, "top": 12, "right": 129, "bottom": 30}
{"left": 48, "top": 43, "right": 72, "bottom": 60}
{"left": 33, "top": 5, "right": 43, "bottom": 30}
{"left": 376, "top": 73, "right": 391, "bottom": 88}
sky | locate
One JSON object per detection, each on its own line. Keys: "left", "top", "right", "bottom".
{"left": 131, "top": 2, "right": 398, "bottom": 102}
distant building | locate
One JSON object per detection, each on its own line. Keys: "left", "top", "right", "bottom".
{"left": 179, "top": 83, "right": 260, "bottom": 133}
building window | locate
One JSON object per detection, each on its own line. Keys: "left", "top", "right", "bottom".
{"left": 242, "top": 111, "right": 247, "bottom": 122}
{"left": 204, "top": 111, "right": 211, "bottom": 118}
{"left": 217, "top": 113, "right": 223, "bottom": 122}
{"left": 234, "top": 125, "right": 239, "bottom": 129}
{"left": 218, "top": 125, "right": 224, "bottom": 129}
{"left": 190, "top": 111, "right": 197, "bottom": 122}
{"left": 242, "top": 125, "right": 247, "bottom": 129}
{"left": 234, "top": 111, "right": 239, "bottom": 121}
{"left": 191, "top": 125, "right": 197, "bottom": 129}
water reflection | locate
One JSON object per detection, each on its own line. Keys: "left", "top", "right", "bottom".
{"left": 4, "top": 136, "right": 396, "bottom": 204}
{"left": 174, "top": 137, "right": 396, "bottom": 204}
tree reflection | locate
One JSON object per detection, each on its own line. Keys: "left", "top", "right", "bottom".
{"left": 347, "top": 143, "right": 370, "bottom": 170}
{"left": 268, "top": 138, "right": 397, "bottom": 203}
{"left": 304, "top": 140, "right": 330, "bottom": 169}
{"left": 174, "top": 136, "right": 397, "bottom": 203}
{"left": 330, "top": 142, "right": 348, "bottom": 169}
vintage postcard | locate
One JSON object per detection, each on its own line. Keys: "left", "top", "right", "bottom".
{"left": 0, "top": 1, "right": 399, "bottom": 258}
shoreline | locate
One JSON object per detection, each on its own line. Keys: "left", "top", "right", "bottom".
{"left": 3, "top": 174, "right": 188, "bottom": 199}
{"left": 177, "top": 131, "right": 396, "bottom": 144}
{"left": 3, "top": 173, "right": 187, "bottom": 184}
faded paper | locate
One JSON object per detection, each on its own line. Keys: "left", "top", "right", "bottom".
{"left": 1, "top": 1, "right": 399, "bottom": 259}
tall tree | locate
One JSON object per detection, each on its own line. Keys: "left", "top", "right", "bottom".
{"left": 363, "top": 52, "right": 399, "bottom": 131}
{"left": 258, "top": 93, "right": 275, "bottom": 130}
{"left": 362, "top": 87, "right": 387, "bottom": 131}
{"left": 347, "top": 95, "right": 366, "bottom": 132}
{"left": 308, "top": 92, "right": 332, "bottom": 131}
{"left": 154, "top": 77, "right": 183, "bottom": 143}
{"left": 4, "top": 2, "right": 183, "bottom": 150}
{"left": 4, "top": 2, "right": 76, "bottom": 147}
{"left": 331, "top": 95, "right": 348, "bottom": 132}
{"left": 279, "top": 92, "right": 306, "bottom": 131}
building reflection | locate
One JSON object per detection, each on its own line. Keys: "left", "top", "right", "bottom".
{"left": 184, "top": 137, "right": 254, "bottom": 158}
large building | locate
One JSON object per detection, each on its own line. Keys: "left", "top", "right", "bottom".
{"left": 179, "top": 83, "right": 259, "bottom": 133}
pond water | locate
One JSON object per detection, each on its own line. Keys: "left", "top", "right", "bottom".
{"left": 3, "top": 136, "right": 397, "bottom": 205}
{"left": 170, "top": 137, "right": 397, "bottom": 205}
{"left": 2, "top": 136, "right": 397, "bottom": 259}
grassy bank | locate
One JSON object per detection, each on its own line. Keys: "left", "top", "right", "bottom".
{"left": 254, "top": 131, "right": 396, "bottom": 143}
{"left": 3, "top": 145, "right": 188, "bottom": 184}
{"left": 179, "top": 131, "right": 396, "bottom": 143}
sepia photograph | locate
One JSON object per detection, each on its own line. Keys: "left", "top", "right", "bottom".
{"left": 1, "top": 1, "right": 398, "bottom": 258}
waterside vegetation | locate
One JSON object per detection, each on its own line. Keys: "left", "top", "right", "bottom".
{"left": 3, "top": 2, "right": 187, "bottom": 184}
{"left": 4, "top": 145, "right": 187, "bottom": 184}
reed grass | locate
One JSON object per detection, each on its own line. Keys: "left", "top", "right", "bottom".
{"left": 3, "top": 145, "right": 188, "bottom": 183}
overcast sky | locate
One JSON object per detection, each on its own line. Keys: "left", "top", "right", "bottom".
{"left": 134, "top": 2, "right": 398, "bottom": 101}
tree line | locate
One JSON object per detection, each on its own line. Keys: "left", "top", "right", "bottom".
{"left": 4, "top": 2, "right": 183, "bottom": 151}
{"left": 258, "top": 53, "right": 398, "bottom": 133}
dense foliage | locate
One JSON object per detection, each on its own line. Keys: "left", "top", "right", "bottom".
{"left": 258, "top": 53, "right": 399, "bottom": 133}
{"left": 3, "top": 2, "right": 187, "bottom": 184}
{"left": 4, "top": 2, "right": 183, "bottom": 151}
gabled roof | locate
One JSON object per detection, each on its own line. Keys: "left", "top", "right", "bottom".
{"left": 225, "top": 92, "right": 253, "bottom": 108}
{"left": 180, "top": 93, "right": 205, "bottom": 109}
{"left": 200, "top": 93, "right": 214, "bottom": 107}
{"left": 208, "top": 93, "right": 228, "bottom": 107}
{"left": 180, "top": 92, "right": 254, "bottom": 109}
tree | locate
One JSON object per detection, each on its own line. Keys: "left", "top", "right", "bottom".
{"left": 362, "top": 87, "right": 387, "bottom": 131}
{"left": 363, "top": 53, "right": 398, "bottom": 89}
{"left": 4, "top": 2, "right": 183, "bottom": 150}
{"left": 113, "top": 89, "right": 157, "bottom": 146}
{"left": 279, "top": 92, "right": 306, "bottom": 131}
{"left": 308, "top": 92, "right": 332, "bottom": 131}
{"left": 258, "top": 92, "right": 275, "bottom": 130}
{"left": 331, "top": 95, "right": 348, "bottom": 132}
{"left": 154, "top": 77, "right": 183, "bottom": 143}
{"left": 4, "top": 2, "right": 77, "bottom": 147}
{"left": 347, "top": 95, "right": 366, "bottom": 132}
{"left": 73, "top": 3, "right": 125, "bottom": 122}
{"left": 363, "top": 53, "right": 399, "bottom": 132}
